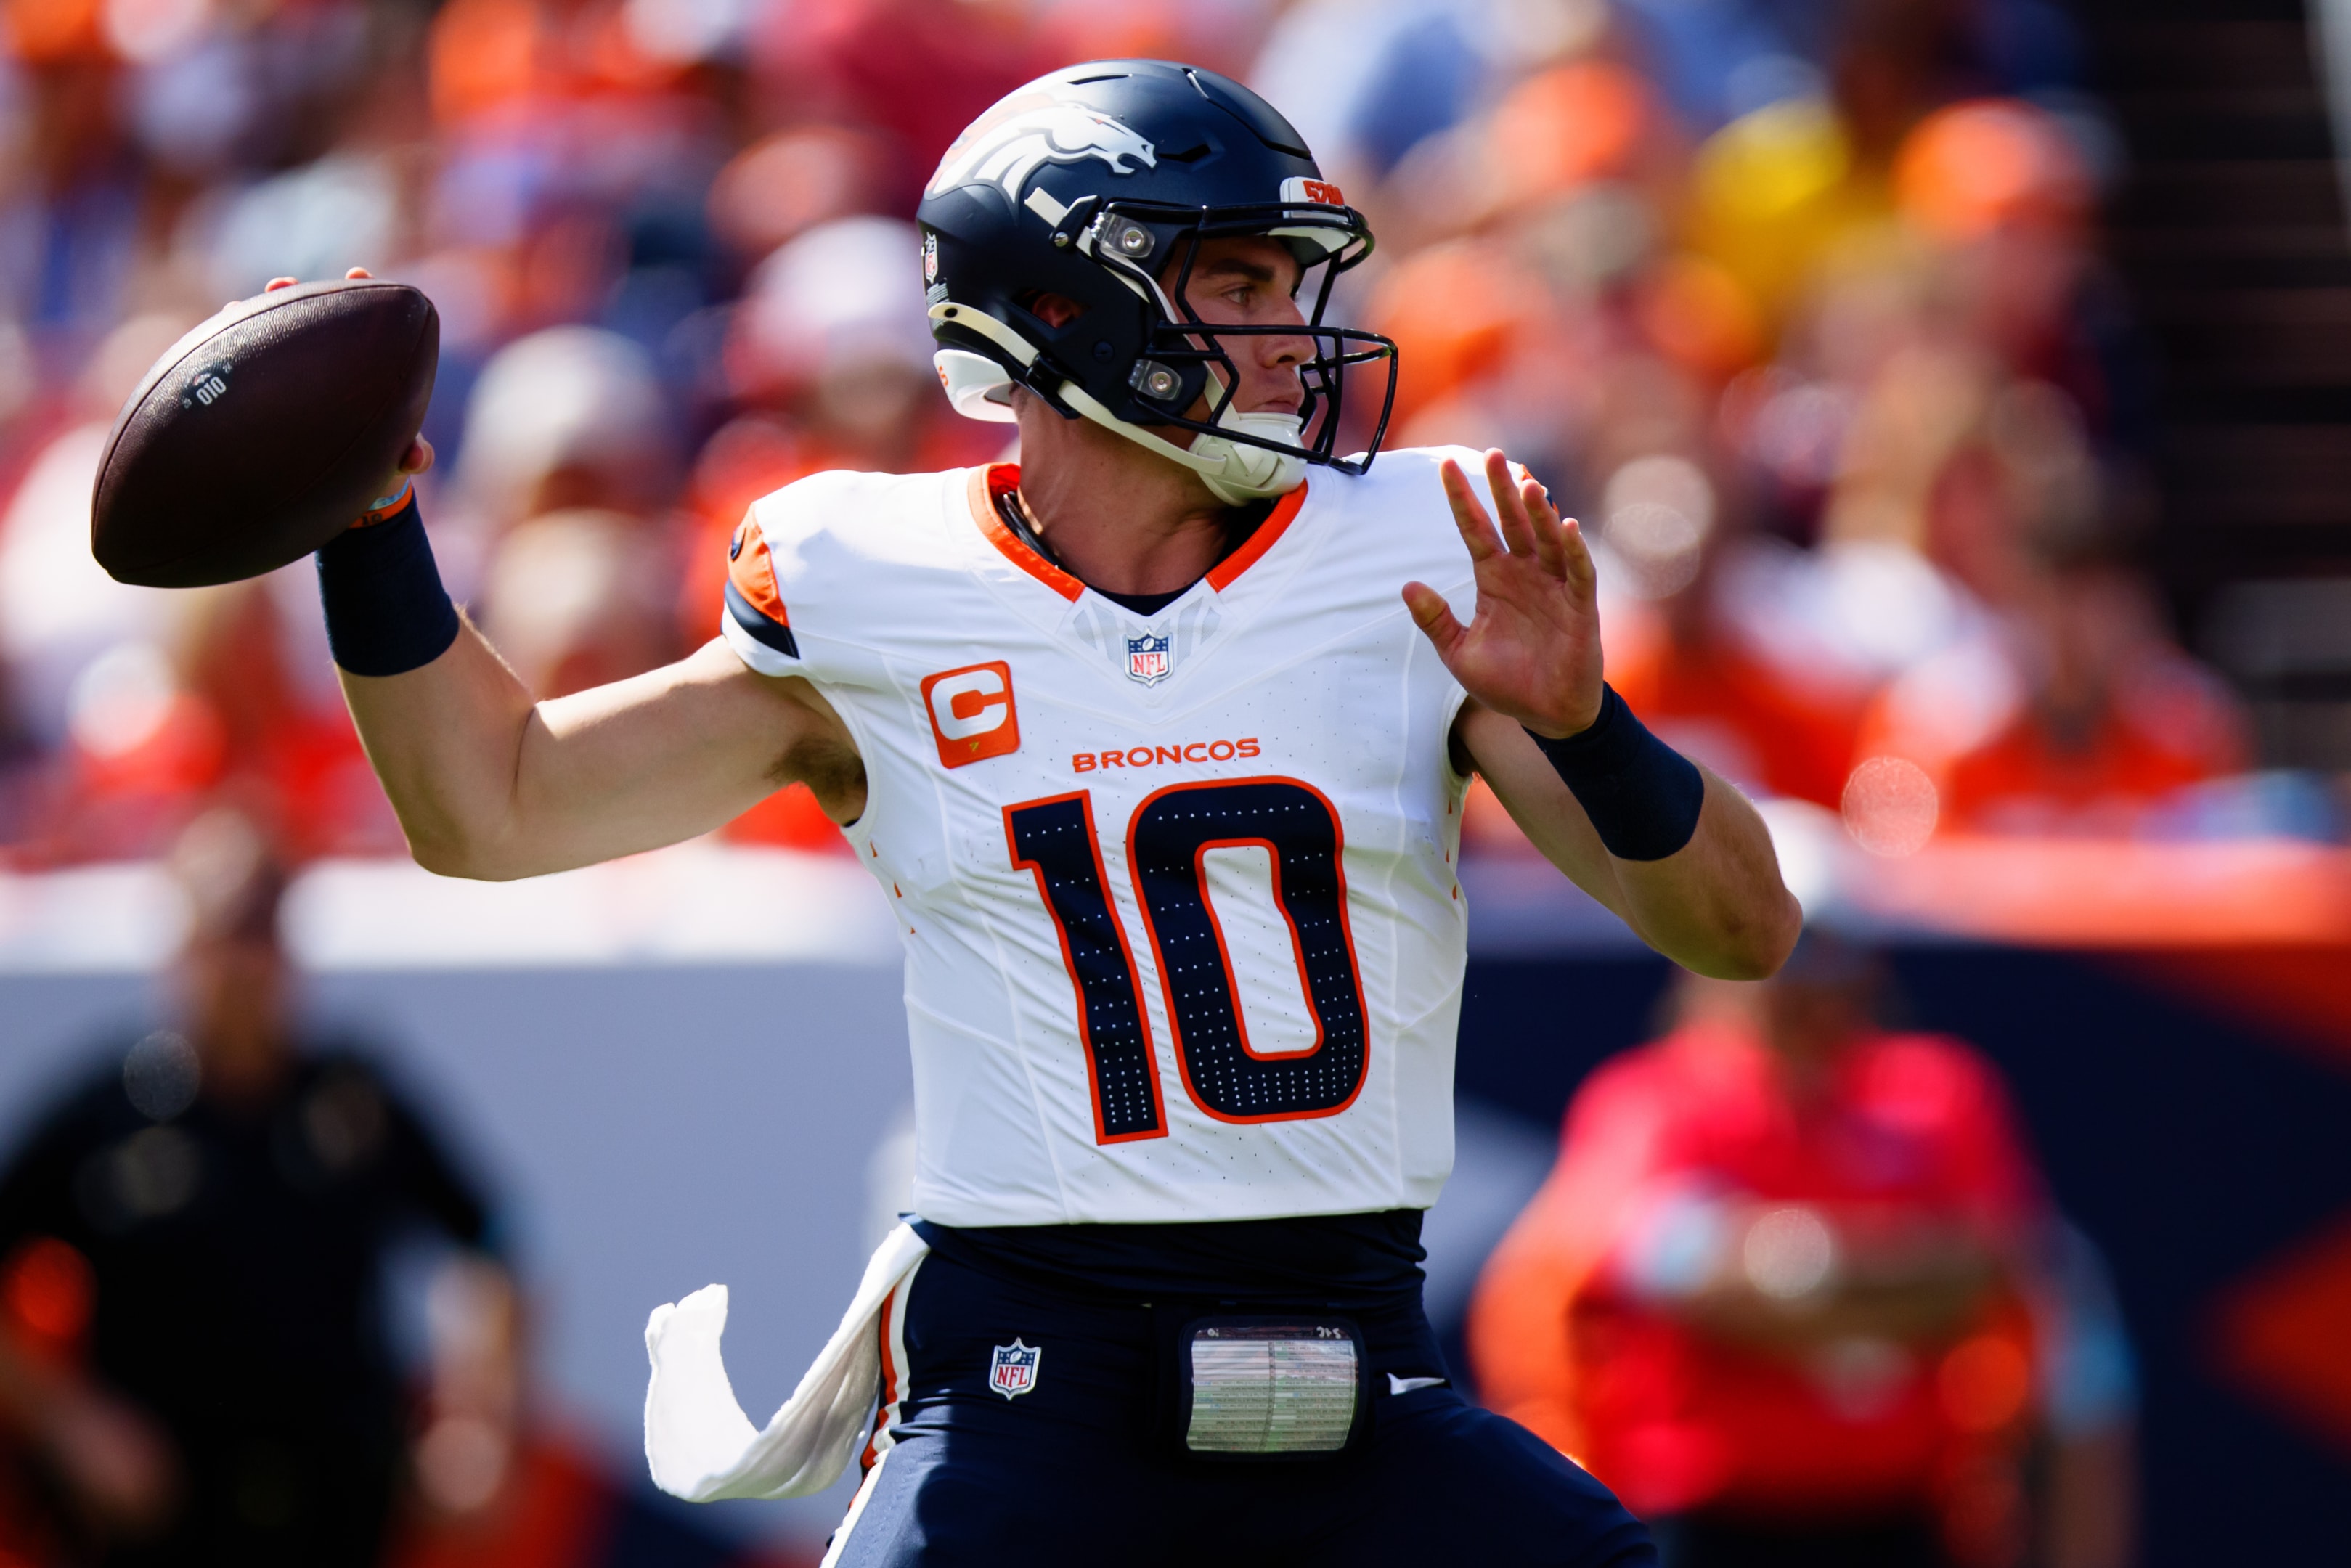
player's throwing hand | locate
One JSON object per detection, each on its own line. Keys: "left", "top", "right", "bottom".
{"left": 1401, "top": 449, "right": 1604, "bottom": 739}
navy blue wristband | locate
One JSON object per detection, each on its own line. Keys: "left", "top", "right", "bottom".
{"left": 315, "top": 497, "right": 461, "bottom": 677}
{"left": 1525, "top": 684, "right": 1705, "bottom": 861}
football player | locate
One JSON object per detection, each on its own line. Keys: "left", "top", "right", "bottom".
{"left": 319, "top": 60, "right": 1797, "bottom": 1567}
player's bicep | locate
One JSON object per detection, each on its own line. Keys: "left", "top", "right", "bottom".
{"left": 1454, "top": 702, "right": 1631, "bottom": 920}
{"left": 502, "top": 640, "right": 857, "bottom": 874}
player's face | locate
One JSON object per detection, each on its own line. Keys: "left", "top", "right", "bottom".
{"left": 1163, "top": 236, "right": 1313, "bottom": 419}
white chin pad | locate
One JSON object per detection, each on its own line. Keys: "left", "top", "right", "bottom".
{"left": 934, "top": 349, "right": 1019, "bottom": 424}
{"left": 1189, "top": 410, "right": 1308, "bottom": 505}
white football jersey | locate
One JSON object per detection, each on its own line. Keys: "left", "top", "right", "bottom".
{"left": 720, "top": 448, "right": 1500, "bottom": 1227}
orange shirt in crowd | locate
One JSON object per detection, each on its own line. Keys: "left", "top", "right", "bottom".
{"left": 1469, "top": 1022, "right": 2044, "bottom": 1523}
{"left": 1610, "top": 627, "right": 1864, "bottom": 810}
{"left": 1939, "top": 672, "right": 2246, "bottom": 835}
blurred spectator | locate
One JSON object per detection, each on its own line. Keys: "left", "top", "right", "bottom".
{"left": 1591, "top": 452, "right": 1867, "bottom": 810}
{"left": 388, "top": 1422, "right": 812, "bottom": 1568}
{"left": 705, "top": 126, "right": 893, "bottom": 264}
{"left": 457, "top": 324, "right": 677, "bottom": 531}
{"left": 1864, "top": 547, "right": 2247, "bottom": 839}
{"left": 456, "top": 324, "right": 690, "bottom": 703}
{"left": 481, "top": 507, "right": 679, "bottom": 699}
{"left": 384, "top": 1264, "right": 805, "bottom": 1568}
{"left": 0, "top": 808, "right": 515, "bottom": 1564}
{"left": 723, "top": 216, "right": 938, "bottom": 473}
{"left": 1469, "top": 936, "right": 2136, "bottom": 1567}
{"left": 743, "top": 0, "right": 1045, "bottom": 206}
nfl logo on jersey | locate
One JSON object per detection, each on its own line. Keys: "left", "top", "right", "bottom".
{"left": 989, "top": 1339, "right": 1042, "bottom": 1400}
{"left": 1126, "top": 632, "right": 1172, "bottom": 686}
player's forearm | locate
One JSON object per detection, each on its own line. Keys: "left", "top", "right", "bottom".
{"left": 1609, "top": 773, "right": 1801, "bottom": 980}
{"left": 1467, "top": 709, "right": 1797, "bottom": 977}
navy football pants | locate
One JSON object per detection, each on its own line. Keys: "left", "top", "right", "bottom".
{"left": 824, "top": 1247, "right": 1655, "bottom": 1567}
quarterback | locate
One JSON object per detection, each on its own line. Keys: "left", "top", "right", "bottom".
{"left": 318, "top": 60, "right": 1796, "bottom": 1567}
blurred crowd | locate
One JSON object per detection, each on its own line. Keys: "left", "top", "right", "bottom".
{"left": 0, "top": 0, "right": 2315, "bottom": 870}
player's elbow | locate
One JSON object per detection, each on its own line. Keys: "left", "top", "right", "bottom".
{"left": 1688, "top": 887, "right": 1804, "bottom": 981}
{"left": 408, "top": 834, "right": 487, "bottom": 881}
{"left": 404, "top": 822, "right": 534, "bottom": 882}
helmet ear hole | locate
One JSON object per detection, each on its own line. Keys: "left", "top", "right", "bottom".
{"left": 1021, "top": 291, "right": 1087, "bottom": 330}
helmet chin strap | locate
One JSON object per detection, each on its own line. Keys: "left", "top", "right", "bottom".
{"left": 1055, "top": 383, "right": 1308, "bottom": 505}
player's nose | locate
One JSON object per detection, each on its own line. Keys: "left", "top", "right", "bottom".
{"left": 1258, "top": 315, "right": 1314, "bottom": 371}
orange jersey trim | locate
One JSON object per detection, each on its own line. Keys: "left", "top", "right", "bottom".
{"left": 728, "top": 515, "right": 791, "bottom": 625}
{"left": 1206, "top": 481, "right": 1308, "bottom": 592}
{"left": 969, "top": 465, "right": 1084, "bottom": 603}
{"left": 968, "top": 465, "right": 1308, "bottom": 601}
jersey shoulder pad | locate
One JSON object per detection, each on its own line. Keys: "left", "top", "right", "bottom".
{"left": 1318, "top": 444, "right": 1507, "bottom": 580}
{"left": 1372, "top": 443, "right": 1541, "bottom": 502}
{"left": 721, "top": 468, "right": 952, "bottom": 677}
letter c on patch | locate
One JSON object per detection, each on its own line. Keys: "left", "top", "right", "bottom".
{"left": 921, "top": 661, "right": 1021, "bottom": 767}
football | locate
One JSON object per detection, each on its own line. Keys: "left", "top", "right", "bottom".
{"left": 91, "top": 278, "right": 439, "bottom": 588}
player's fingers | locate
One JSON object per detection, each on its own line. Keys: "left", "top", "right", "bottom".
{"left": 1401, "top": 581, "right": 1466, "bottom": 654}
{"left": 1558, "top": 516, "right": 1598, "bottom": 603}
{"left": 345, "top": 267, "right": 373, "bottom": 279}
{"left": 264, "top": 277, "right": 297, "bottom": 292}
{"left": 1486, "top": 449, "right": 1538, "bottom": 559}
{"left": 1438, "top": 458, "right": 1502, "bottom": 561}
{"left": 1523, "top": 477, "right": 1568, "bottom": 579}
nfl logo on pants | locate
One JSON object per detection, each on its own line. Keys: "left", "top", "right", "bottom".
{"left": 990, "top": 1339, "right": 1042, "bottom": 1400}
{"left": 1126, "top": 633, "right": 1171, "bottom": 686}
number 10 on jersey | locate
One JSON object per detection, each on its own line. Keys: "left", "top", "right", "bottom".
{"left": 1004, "top": 778, "right": 1372, "bottom": 1143}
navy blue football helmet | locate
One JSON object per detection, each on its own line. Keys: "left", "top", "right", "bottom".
{"left": 915, "top": 60, "right": 1397, "bottom": 503}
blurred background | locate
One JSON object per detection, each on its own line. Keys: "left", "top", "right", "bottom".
{"left": 0, "top": 0, "right": 2343, "bottom": 1561}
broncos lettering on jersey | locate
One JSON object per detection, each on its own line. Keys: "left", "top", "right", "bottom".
{"left": 720, "top": 449, "right": 1499, "bottom": 1228}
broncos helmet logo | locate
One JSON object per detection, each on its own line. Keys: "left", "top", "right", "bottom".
{"left": 924, "top": 98, "right": 1157, "bottom": 204}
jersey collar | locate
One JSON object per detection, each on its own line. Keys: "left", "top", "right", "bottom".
{"left": 966, "top": 463, "right": 1309, "bottom": 604}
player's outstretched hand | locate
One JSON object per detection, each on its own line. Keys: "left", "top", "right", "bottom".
{"left": 1402, "top": 449, "right": 1603, "bottom": 738}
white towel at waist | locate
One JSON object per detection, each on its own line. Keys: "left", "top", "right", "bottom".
{"left": 644, "top": 1222, "right": 931, "bottom": 1501}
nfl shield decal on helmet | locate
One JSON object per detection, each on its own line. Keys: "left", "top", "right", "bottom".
{"left": 1127, "top": 632, "right": 1172, "bottom": 687}
{"left": 989, "top": 1339, "right": 1042, "bottom": 1400}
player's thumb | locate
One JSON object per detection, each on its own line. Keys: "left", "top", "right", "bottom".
{"left": 1401, "top": 581, "right": 1464, "bottom": 653}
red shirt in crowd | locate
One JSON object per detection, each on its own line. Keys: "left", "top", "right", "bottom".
{"left": 1469, "top": 1021, "right": 2046, "bottom": 1522}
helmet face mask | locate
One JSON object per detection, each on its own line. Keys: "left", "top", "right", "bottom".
{"left": 917, "top": 61, "right": 1399, "bottom": 502}
{"left": 1097, "top": 201, "right": 1395, "bottom": 470}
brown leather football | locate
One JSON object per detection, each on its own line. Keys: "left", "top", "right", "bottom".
{"left": 91, "top": 279, "right": 439, "bottom": 588}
